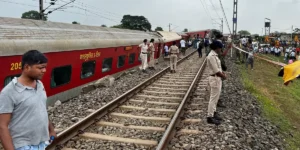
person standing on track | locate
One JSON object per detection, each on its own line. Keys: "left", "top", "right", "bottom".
{"left": 139, "top": 39, "right": 149, "bottom": 73}
{"left": 180, "top": 38, "right": 186, "bottom": 56}
{"left": 197, "top": 40, "right": 203, "bottom": 58}
{"left": 169, "top": 41, "right": 180, "bottom": 73}
{"left": 206, "top": 41, "right": 227, "bottom": 125}
{"left": 148, "top": 39, "right": 156, "bottom": 70}
{"left": 0, "top": 50, "right": 56, "bottom": 150}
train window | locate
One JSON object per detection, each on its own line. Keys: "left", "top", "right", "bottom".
{"left": 129, "top": 53, "right": 135, "bottom": 64}
{"left": 117, "top": 55, "right": 126, "bottom": 68}
{"left": 51, "top": 65, "right": 72, "bottom": 88}
{"left": 4, "top": 74, "right": 21, "bottom": 87}
{"left": 102, "top": 58, "right": 113, "bottom": 73}
{"left": 81, "top": 61, "right": 96, "bottom": 79}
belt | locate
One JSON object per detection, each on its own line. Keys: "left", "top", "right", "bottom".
{"left": 141, "top": 52, "right": 148, "bottom": 54}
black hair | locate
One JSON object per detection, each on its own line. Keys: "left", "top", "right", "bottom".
{"left": 209, "top": 40, "right": 223, "bottom": 50}
{"left": 173, "top": 41, "right": 176, "bottom": 45}
{"left": 22, "top": 50, "right": 48, "bottom": 69}
{"left": 150, "top": 39, "right": 154, "bottom": 43}
{"left": 143, "top": 39, "right": 147, "bottom": 43}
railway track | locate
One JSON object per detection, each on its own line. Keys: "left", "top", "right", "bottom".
{"left": 47, "top": 51, "right": 208, "bottom": 150}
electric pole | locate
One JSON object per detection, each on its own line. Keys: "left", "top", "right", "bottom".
{"left": 221, "top": 18, "right": 223, "bottom": 34}
{"left": 169, "top": 23, "right": 172, "bottom": 32}
{"left": 232, "top": 0, "right": 238, "bottom": 39}
{"left": 291, "top": 25, "right": 293, "bottom": 42}
{"left": 39, "top": 0, "right": 44, "bottom": 20}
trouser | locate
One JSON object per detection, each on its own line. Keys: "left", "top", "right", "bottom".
{"left": 246, "top": 57, "right": 254, "bottom": 69}
{"left": 181, "top": 47, "right": 186, "bottom": 56}
{"left": 197, "top": 48, "right": 202, "bottom": 57}
{"left": 170, "top": 54, "right": 178, "bottom": 70}
{"left": 207, "top": 76, "right": 222, "bottom": 117}
{"left": 16, "top": 141, "right": 48, "bottom": 150}
{"left": 148, "top": 52, "right": 155, "bottom": 67}
{"left": 205, "top": 46, "right": 210, "bottom": 56}
{"left": 139, "top": 53, "right": 148, "bottom": 70}
{"left": 165, "top": 52, "right": 169, "bottom": 57}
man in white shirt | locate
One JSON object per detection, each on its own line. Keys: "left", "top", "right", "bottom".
{"left": 139, "top": 39, "right": 149, "bottom": 73}
{"left": 164, "top": 44, "right": 169, "bottom": 57}
{"left": 180, "top": 38, "right": 186, "bottom": 56}
{"left": 241, "top": 37, "right": 247, "bottom": 48}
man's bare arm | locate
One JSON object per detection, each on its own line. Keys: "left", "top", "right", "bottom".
{"left": 48, "top": 121, "right": 57, "bottom": 138}
{"left": 0, "top": 113, "right": 14, "bottom": 150}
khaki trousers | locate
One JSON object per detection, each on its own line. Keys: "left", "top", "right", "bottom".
{"left": 170, "top": 54, "right": 178, "bottom": 70}
{"left": 207, "top": 76, "right": 222, "bottom": 117}
{"left": 149, "top": 52, "right": 155, "bottom": 67}
{"left": 139, "top": 53, "right": 148, "bottom": 70}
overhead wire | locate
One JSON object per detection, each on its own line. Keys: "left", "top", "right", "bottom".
{"left": 0, "top": 0, "right": 37, "bottom": 7}
{"left": 199, "top": 0, "right": 213, "bottom": 26}
{"left": 218, "top": 0, "right": 231, "bottom": 34}
{"left": 209, "top": 0, "right": 222, "bottom": 19}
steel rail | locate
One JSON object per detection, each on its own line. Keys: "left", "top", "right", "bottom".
{"left": 156, "top": 58, "right": 207, "bottom": 150}
{"left": 46, "top": 50, "right": 197, "bottom": 150}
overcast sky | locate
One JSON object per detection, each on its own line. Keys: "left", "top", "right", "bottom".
{"left": 0, "top": 0, "right": 299, "bottom": 35}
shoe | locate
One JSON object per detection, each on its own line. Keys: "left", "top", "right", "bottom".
{"left": 214, "top": 112, "right": 223, "bottom": 121}
{"left": 217, "top": 102, "right": 226, "bottom": 108}
{"left": 142, "top": 70, "right": 147, "bottom": 73}
{"left": 207, "top": 117, "right": 221, "bottom": 125}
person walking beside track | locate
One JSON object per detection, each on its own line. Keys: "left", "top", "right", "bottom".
{"left": 139, "top": 39, "right": 149, "bottom": 73}
{"left": 206, "top": 40, "right": 227, "bottom": 125}
{"left": 148, "top": 39, "right": 156, "bottom": 70}
{"left": 180, "top": 38, "right": 186, "bottom": 56}
{"left": 0, "top": 50, "right": 56, "bottom": 150}
{"left": 169, "top": 41, "right": 180, "bottom": 73}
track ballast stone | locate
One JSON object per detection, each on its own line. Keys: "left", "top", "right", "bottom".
{"left": 47, "top": 49, "right": 195, "bottom": 131}
{"left": 169, "top": 57, "right": 284, "bottom": 150}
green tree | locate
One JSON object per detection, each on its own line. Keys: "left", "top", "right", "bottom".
{"left": 294, "top": 28, "right": 300, "bottom": 33}
{"left": 21, "top": 10, "right": 47, "bottom": 21}
{"left": 72, "top": 21, "right": 80, "bottom": 24}
{"left": 121, "top": 15, "right": 152, "bottom": 31}
{"left": 183, "top": 28, "right": 188, "bottom": 32}
{"left": 155, "top": 26, "right": 163, "bottom": 31}
{"left": 238, "top": 30, "right": 251, "bottom": 36}
{"left": 110, "top": 24, "right": 124, "bottom": 29}
{"left": 101, "top": 24, "right": 107, "bottom": 27}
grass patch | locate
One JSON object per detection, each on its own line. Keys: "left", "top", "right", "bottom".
{"left": 238, "top": 58, "right": 300, "bottom": 150}
{"left": 257, "top": 53, "right": 286, "bottom": 64}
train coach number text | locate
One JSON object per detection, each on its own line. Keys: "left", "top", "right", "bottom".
{"left": 10, "top": 62, "right": 22, "bottom": 71}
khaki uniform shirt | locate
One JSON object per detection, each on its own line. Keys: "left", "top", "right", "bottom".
{"left": 207, "top": 50, "right": 222, "bottom": 75}
{"left": 169, "top": 45, "right": 179, "bottom": 54}
{"left": 149, "top": 43, "right": 155, "bottom": 52}
{"left": 139, "top": 43, "right": 148, "bottom": 53}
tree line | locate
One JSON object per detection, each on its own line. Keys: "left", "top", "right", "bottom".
{"left": 20, "top": 10, "right": 191, "bottom": 32}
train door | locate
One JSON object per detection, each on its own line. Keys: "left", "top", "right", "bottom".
{"left": 157, "top": 42, "right": 162, "bottom": 59}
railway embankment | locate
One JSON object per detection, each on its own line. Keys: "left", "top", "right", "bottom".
{"left": 236, "top": 56, "right": 300, "bottom": 149}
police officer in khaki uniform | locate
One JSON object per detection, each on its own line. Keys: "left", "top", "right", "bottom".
{"left": 206, "top": 40, "right": 227, "bottom": 125}
{"left": 148, "top": 39, "right": 156, "bottom": 70}
{"left": 169, "top": 41, "right": 180, "bottom": 73}
{"left": 139, "top": 39, "right": 149, "bottom": 73}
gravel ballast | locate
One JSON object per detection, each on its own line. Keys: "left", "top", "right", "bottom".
{"left": 169, "top": 57, "right": 285, "bottom": 150}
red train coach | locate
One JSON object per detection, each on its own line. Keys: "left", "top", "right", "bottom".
{"left": 0, "top": 17, "right": 181, "bottom": 106}
{"left": 186, "top": 29, "right": 210, "bottom": 39}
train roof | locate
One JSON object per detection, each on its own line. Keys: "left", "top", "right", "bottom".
{"left": 177, "top": 32, "right": 188, "bottom": 36}
{"left": 0, "top": 17, "right": 162, "bottom": 56}
{"left": 157, "top": 31, "right": 182, "bottom": 42}
{"left": 186, "top": 29, "right": 210, "bottom": 34}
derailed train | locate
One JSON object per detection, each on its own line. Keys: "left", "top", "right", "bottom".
{"left": 0, "top": 17, "right": 210, "bottom": 105}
